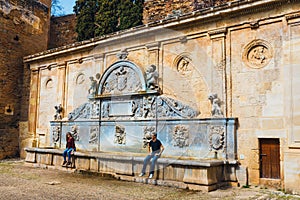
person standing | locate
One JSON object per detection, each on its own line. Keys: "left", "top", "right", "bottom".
{"left": 139, "top": 133, "right": 164, "bottom": 179}
{"left": 62, "top": 132, "right": 76, "bottom": 166}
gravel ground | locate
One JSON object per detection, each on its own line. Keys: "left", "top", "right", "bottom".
{"left": 0, "top": 159, "right": 299, "bottom": 200}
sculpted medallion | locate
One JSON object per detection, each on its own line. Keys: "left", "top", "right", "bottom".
{"left": 243, "top": 39, "right": 273, "bottom": 69}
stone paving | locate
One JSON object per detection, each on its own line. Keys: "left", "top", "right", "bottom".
{"left": 0, "top": 159, "right": 299, "bottom": 200}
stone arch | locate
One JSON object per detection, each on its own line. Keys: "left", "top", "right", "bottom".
{"left": 98, "top": 60, "right": 147, "bottom": 96}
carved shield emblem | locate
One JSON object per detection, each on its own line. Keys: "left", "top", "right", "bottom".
{"left": 117, "top": 75, "right": 127, "bottom": 91}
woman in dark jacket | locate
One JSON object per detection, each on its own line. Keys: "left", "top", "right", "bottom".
{"left": 62, "top": 132, "right": 76, "bottom": 166}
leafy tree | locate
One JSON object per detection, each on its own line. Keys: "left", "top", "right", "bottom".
{"left": 94, "top": 0, "right": 119, "bottom": 37}
{"left": 118, "top": 0, "right": 144, "bottom": 30}
{"left": 74, "top": 0, "right": 99, "bottom": 41}
{"left": 74, "top": 0, "right": 144, "bottom": 40}
{"left": 51, "top": 0, "right": 65, "bottom": 16}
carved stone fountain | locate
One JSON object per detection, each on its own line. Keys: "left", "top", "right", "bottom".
{"left": 50, "top": 60, "right": 237, "bottom": 161}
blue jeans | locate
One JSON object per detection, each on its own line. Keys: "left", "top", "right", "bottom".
{"left": 141, "top": 153, "right": 160, "bottom": 175}
{"left": 63, "top": 148, "right": 74, "bottom": 161}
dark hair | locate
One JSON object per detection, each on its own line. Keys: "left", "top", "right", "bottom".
{"left": 152, "top": 133, "right": 157, "bottom": 137}
{"left": 66, "top": 132, "right": 72, "bottom": 140}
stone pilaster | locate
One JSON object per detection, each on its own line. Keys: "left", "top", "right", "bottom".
{"left": 208, "top": 28, "right": 227, "bottom": 116}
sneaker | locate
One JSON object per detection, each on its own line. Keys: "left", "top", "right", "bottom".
{"left": 62, "top": 161, "right": 67, "bottom": 166}
{"left": 139, "top": 173, "right": 145, "bottom": 177}
{"left": 148, "top": 174, "right": 153, "bottom": 179}
{"left": 67, "top": 161, "right": 72, "bottom": 166}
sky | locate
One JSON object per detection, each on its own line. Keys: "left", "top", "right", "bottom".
{"left": 60, "top": 0, "right": 76, "bottom": 14}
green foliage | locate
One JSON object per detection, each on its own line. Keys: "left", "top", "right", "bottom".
{"left": 118, "top": 0, "right": 144, "bottom": 30}
{"left": 74, "top": 0, "right": 144, "bottom": 41}
{"left": 94, "top": 0, "right": 119, "bottom": 36}
{"left": 74, "top": 0, "right": 99, "bottom": 41}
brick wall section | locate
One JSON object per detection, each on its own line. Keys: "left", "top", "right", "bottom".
{"left": 0, "top": 0, "right": 50, "bottom": 159}
{"left": 143, "top": 0, "right": 233, "bottom": 24}
{"left": 49, "top": 14, "right": 78, "bottom": 49}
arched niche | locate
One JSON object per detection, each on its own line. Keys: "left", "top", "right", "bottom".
{"left": 98, "top": 61, "right": 147, "bottom": 96}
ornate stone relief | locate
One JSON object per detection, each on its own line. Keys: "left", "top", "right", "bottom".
{"left": 70, "top": 95, "right": 198, "bottom": 120}
{"left": 131, "top": 99, "right": 143, "bottom": 118}
{"left": 143, "top": 126, "right": 155, "bottom": 148}
{"left": 90, "top": 100, "right": 100, "bottom": 119}
{"left": 68, "top": 103, "right": 91, "bottom": 120}
{"left": 208, "top": 125, "right": 225, "bottom": 151}
{"left": 101, "top": 102, "right": 110, "bottom": 118}
{"left": 101, "top": 66, "right": 142, "bottom": 95}
{"left": 208, "top": 93, "right": 223, "bottom": 117}
{"left": 89, "top": 126, "right": 99, "bottom": 144}
{"left": 114, "top": 125, "right": 126, "bottom": 145}
{"left": 243, "top": 39, "right": 273, "bottom": 69}
{"left": 143, "top": 96, "right": 156, "bottom": 118}
{"left": 156, "top": 96, "right": 198, "bottom": 119}
{"left": 172, "top": 125, "right": 189, "bottom": 148}
{"left": 71, "top": 125, "right": 80, "bottom": 141}
{"left": 52, "top": 126, "right": 60, "bottom": 143}
{"left": 54, "top": 104, "right": 63, "bottom": 120}
{"left": 177, "top": 56, "right": 192, "bottom": 74}
{"left": 116, "top": 49, "right": 128, "bottom": 60}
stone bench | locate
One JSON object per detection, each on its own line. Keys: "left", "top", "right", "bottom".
{"left": 25, "top": 147, "right": 239, "bottom": 191}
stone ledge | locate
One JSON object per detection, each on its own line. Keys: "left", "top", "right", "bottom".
{"left": 24, "top": 147, "right": 236, "bottom": 167}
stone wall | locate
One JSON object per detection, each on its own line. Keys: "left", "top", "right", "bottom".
{"left": 0, "top": 0, "right": 51, "bottom": 159}
{"left": 143, "top": 0, "right": 233, "bottom": 24}
{"left": 49, "top": 14, "right": 77, "bottom": 49}
{"left": 23, "top": 0, "right": 300, "bottom": 194}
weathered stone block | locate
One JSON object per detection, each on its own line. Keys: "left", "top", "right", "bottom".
{"left": 90, "top": 158, "right": 99, "bottom": 172}
{"left": 76, "top": 157, "right": 90, "bottom": 170}
{"left": 36, "top": 153, "right": 52, "bottom": 165}
{"left": 25, "top": 151, "right": 36, "bottom": 163}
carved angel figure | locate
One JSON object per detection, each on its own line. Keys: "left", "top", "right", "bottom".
{"left": 54, "top": 104, "right": 63, "bottom": 120}
{"left": 145, "top": 65, "right": 159, "bottom": 90}
{"left": 208, "top": 93, "right": 223, "bottom": 117}
{"left": 88, "top": 76, "right": 97, "bottom": 96}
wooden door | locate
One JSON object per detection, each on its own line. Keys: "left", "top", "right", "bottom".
{"left": 259, "top": 139, "right": 280, "bottom": 179}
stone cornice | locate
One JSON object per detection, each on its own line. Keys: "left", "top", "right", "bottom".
{"left": 23, "top": 0, "right": 298, "bottom": 63}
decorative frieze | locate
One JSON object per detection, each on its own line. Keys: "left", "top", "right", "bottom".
{"left": 68, "top": 103, "right": 91, "bottom": 120}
